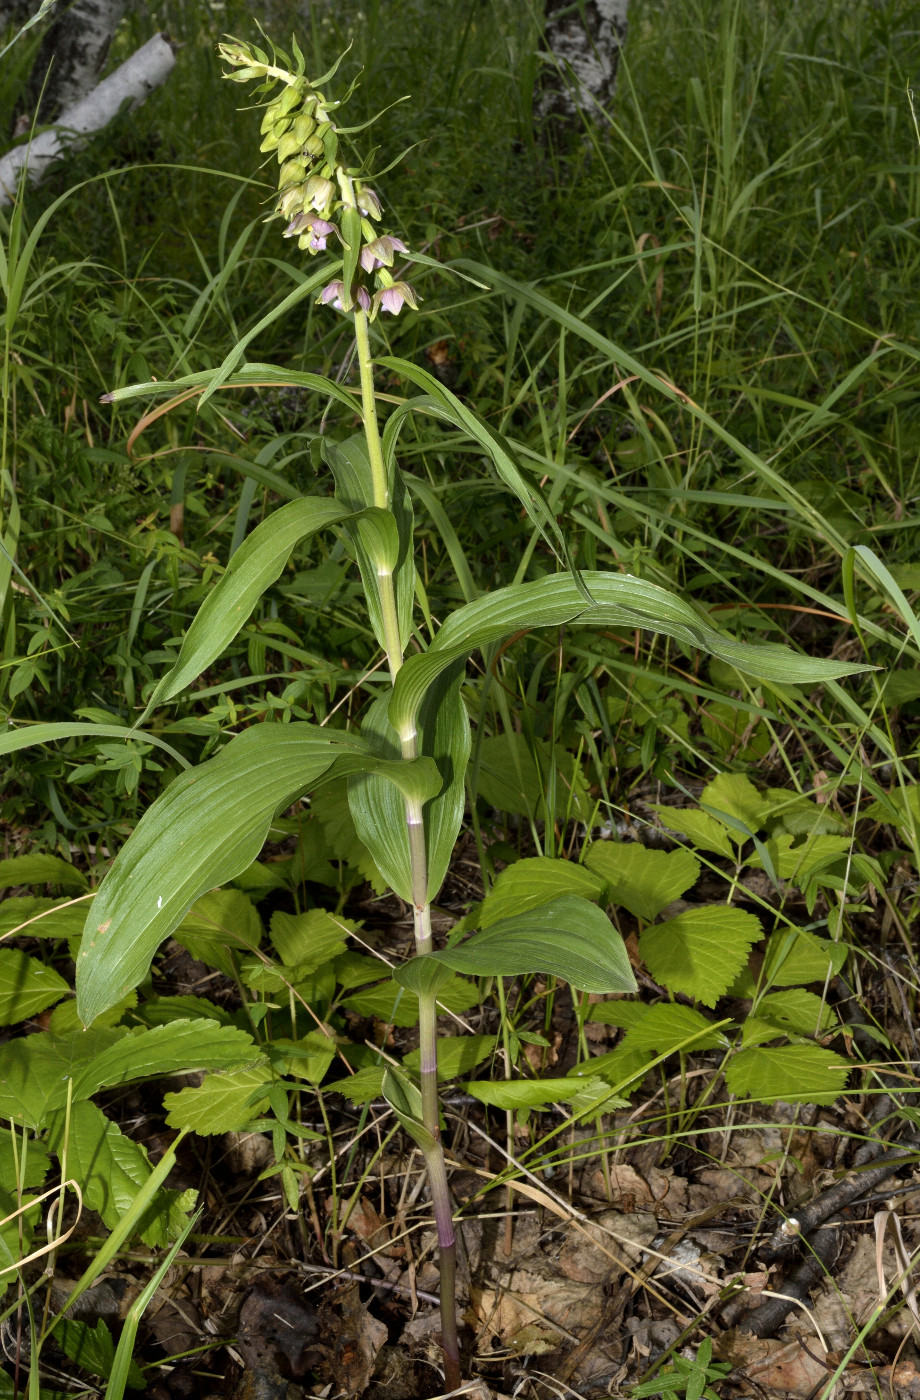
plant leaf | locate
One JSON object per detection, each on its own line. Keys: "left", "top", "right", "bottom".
{"left": 725, "top": 1045, "right": 850, "bottom": 1105}
{"left": 403, "top": 1035, "right": 497, "bottom": 1081}
{"left": 387, "top": 571, "right": 866, "bottom": 742}
{"left": 269, "top": 908, "right": 351, "bottom": 968}
{"left": 760, "top": 926, "right": 847, "bottom": 987}
{"left": 68, "top": 1020, "right": 258, "bottom": 1099}
{"left": 0, "top": 948, "right": 69, "bottom": 1025}
{"left": 476, "top": 857, "right": 605, "bottom": 929}
{"left": 466, "top": 1078, "right": 601, "bottom": 1110}
{"left": 0, "top": 855, "right": 88, "bottom": 892}
{"left": 348, "top": 662, "right": 469, "bottom": 902}
{"left": 163, "top": 1063, "right": 273, "bottom": 1134}
{"left": 76, "top": 724, "right": 438, "bottom": 1023}
{"left": 639, "top": 907, "right": 763, "bottom": 1007}
{"left": 137, "top": 496, "right": 350, "bottom": 722}
{"left": 55, "top": 1318, "right": 144, "bottom": 1391}
{"left": 46, "top": 1100, "right": 191, "bottom": 1248}
{"left": 418, "top": 895, "right": 637, "bottom": 994}
{"left": 585, "top": 841, "right": 700, "bottom": 921}
{"left": 173, "top": 888, "right": 264, "bottom": 977}
{"left": 648, "top": 805, "right": 735, "bottom": 859}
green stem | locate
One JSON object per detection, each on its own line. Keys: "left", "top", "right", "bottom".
{"left": 356, "top": 312, "right": 462, "bottom": 1387}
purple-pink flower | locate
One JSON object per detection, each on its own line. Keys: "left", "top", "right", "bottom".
{"left": 360, "top": 235, "right": 407, "bottom": 272}
{"left": 317, "top": 279, "right": 371, "bottom": 313}
{"left": 374, "top": 281, "right": 419, "bottom": 316}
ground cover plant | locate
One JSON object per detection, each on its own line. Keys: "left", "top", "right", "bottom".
{"left": 2, "top": 0, "right": 920, "bottom": 1396}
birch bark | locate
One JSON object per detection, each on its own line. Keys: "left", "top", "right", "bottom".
{"left": 537, "top": 0, "right": 629, "bottom": 122}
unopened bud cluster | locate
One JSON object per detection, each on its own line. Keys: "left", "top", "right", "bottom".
{"left": 219, "top": 37, "right": 420, "bottom": 319}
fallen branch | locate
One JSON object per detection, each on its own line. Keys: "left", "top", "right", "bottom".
{"left": 0, "top": 30, "right": 176, "bottom": 205}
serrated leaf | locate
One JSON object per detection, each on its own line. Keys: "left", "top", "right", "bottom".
{"left": 639, "top": 906, "right": 763, "bottom": 1006}
{"left": 330, "top": 1065, "right": 386, "bottom": 1104}
{"left": 0, "top": 1033, "right": 81, "bottom": 1128}
{"left": 477, "top": 857, "right": 604, "bottom": 929}
{"left": 757, "top": 989, "right": 837, "bottom": 1036}
{"left": 423, "top": 896, "right": 636, "bottom": 993}
{"left": 46, "top": 1100, "right": 190, "bottom": 1248}
{"left": 342, "top": 972, "right": 480, "bottom": 1027}
{"left": 0, "top": 948, "right": 69, "bottom": 1024}
{"left": 163, "top": 1063, "right": 272, "bottom": 1133}
{"left": 0, "top": 896, "right": 89, "bottom": 942}
{"left": 404, "top": 1035, "right": 497, "bottom": 1080}
{"left": 584, "top": 841, "right": 700, "bottom": 921}
{"left": 55, "top": 1318, "right": 145, "bottom": 1390}
{"left": 619, "top": 1003, "right": 727, "bottom": 1054}
{"left": 0, "top": 1129, "right": 50, "bottom": 1193}
{"left": 269, "top": 908, "right": 351, "bottom": 969}
{"left": 0, "top": 855, "right": 87, "bottom": 892}
{"left": 68, "top": 1020, "right": 258, "bottom": 1099}
{"left": 748, "top": 833, "right": 853, "bottom": 881}
{"left": 725, "top": 1044, "right": 850, "bottom": 1105}
{"left": 700, "top": 773, "right": 771, "bottom": 834}
{"left": 649, "top": 805, "right": 735, "bottom": 859}
{"left": 173, "top": 888, "right": 263, "bottom": 977}
{"left": 387, "top": 570, "right": 868, "bottom": 741}
{"left": 466, "top": 1078, "right": 601, "bottom": 1110}
{"left": 133, "top": 995, "right": 236, "bottom": 1028}
{"left": 761, "top": 927, "right": 847, "bottom": 986}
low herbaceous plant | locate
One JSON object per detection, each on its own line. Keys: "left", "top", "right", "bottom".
{"left": 71, "top": 35, "right": 867, "bottom": 1390}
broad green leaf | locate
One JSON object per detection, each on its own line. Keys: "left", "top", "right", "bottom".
{"left": 648, "top": 805, "right": 735, "bottom": 859}
{"left": 0, "top": 855, "right": 87, "bottom": 892}
{"left": 725, "top": 1044, "right": 850, "bottom": 1105}
{"left": 567, "top": 1043, "right": 654, "bottom": 1097}
{"left": 393, "top": 955, "right": 455, "bottom": 1000}
{"left": 0, "top": 948, "right": 69, "bottom": 1024}
{"left": 756, "top": 989, "right": 837, "bottom": 1036}
{"left": 272, "top": 1031, "right": 337, "bottom": 1085}
{"left": 475, "top": 733, "right": 592, "bottom": 823}
{"left": 584, "top": 841, "right": 700, "bottom": 921}
{"left": 269, "top": 908, "right": 352, "bottom": 968}
{"left": 700, "top": 773, "right": 771, "bottom": 834}
{"left": 46, "top": 1100, "right": 191, "bottom": 1248}
{"left": 760, "top": 926, "right": 847, "bottom": 987}
{"left": 56, "top": 1318, "right": 145, "bottom": 1391}
{"left": 477, "top": 857, "right": 604, "bottom": 929}
{"left": 748, "top": 833, "right": 853, "bottom": 881}
{"left": 76, "top": 723, "right": 438, "bottom": 1023}
{"left": 68, "top": 1020, "right": 258, "bottom": 1099}
{"left": 348, "top": 665, "right": 469, "bottom": 902}
{"left": 137, "top": 497, "right": 350, "bottom": 721}
{"left": 419, "top": 896, "right": 637, "bottom": 994}
{"left": 174, "top": 888, "right": 263, "bottom": 977}
{"left": 403, "top": 1035, "right": 497, "bottom": 1081}
{"left": 639, "top": 907, "right": 763, "bottom": 1007}
{"left": 49, "top": 991, "right": 136, "bottom": 1034}
{"left": 466, "top": 1078, "right": 603, "bottom": 1110}
{"left": 597, "top": 1003, "right": 727, "bottom": 1054}
{"left": 163, "top": 1063, "right": 273, "bottom": 1134}
{"left": 387, "top": 571, "right": 868, "bottom": 741}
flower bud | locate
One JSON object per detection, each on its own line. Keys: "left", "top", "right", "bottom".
{"left": 355, "top": 185, "right": 382, "bottom": 219}
{"left": 279, "top": 159, "right": 308, "bottom": 187}
{"left": 291, "top": 115, "right": 313, "bottom": 145}
{"left": 303, "top": 134, "right": 325, "bottom": 158}
{"left": 278, "top": 83, "right": 303, "bottom": 115}
{"left": 276, "top": 130, "right": 303, "bottom": 162}
{"left": 260, "top": 104, "right": 280, "bottom": 135}
{"left": 278, "top": 184, "right": 307, "bottom": 219}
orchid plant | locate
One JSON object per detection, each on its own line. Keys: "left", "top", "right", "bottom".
{"left": 62, "top": 35, "right": 866, "bottom": 1390}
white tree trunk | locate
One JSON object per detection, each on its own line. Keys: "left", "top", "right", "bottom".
{"left": 0, "top": 30, "right": 175, "bottom": 205}
{"left": 33, "top": 0, "right": 127, "bottom": 116}
{"left": 538, "top": 0, "right": 629, "bottom": 122}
